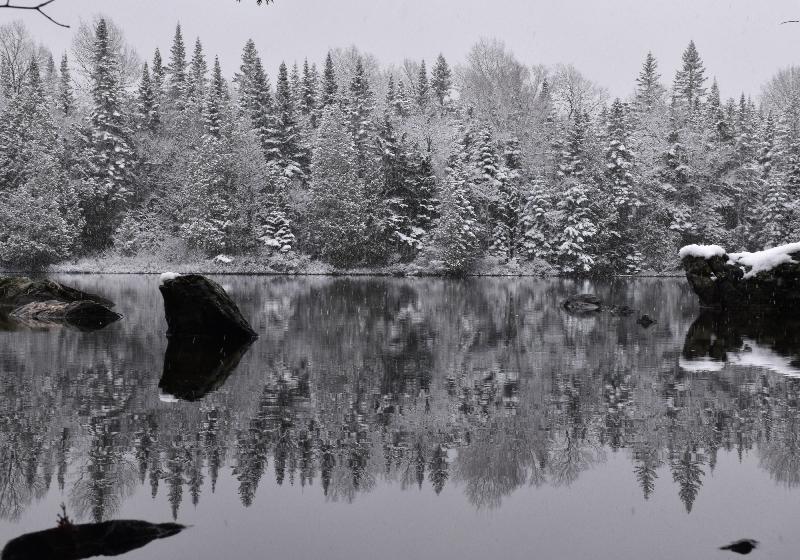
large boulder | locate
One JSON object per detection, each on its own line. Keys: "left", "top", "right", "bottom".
{"left": 680, "top": 242, "right": 800, "bottom": 308}
{"left": 10, "top": 300, "right": 121, "bottom": 331}
{"left": 158, "top": 273, "right": 257, "bottom": 340}
{"left": 0, "top": 276, "right": 113, "bottom": 308}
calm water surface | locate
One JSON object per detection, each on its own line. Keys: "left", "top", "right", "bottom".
{"left": 1, "top": 275, "right": 799, "bottom": 559}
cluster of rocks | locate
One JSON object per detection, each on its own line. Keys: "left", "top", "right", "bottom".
{"left": 0, "top": 276, "right": 121, "bottom": 331}
{"left": 562, "top": 293, "right": 656, "bottom": 328}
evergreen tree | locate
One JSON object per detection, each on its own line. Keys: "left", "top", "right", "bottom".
{"left": 305, "top": 105, "right": 369, "bottom": 267}
{"left": 321, "top": 51, "right": 337, "bottom": 108}
{"left": 188, "top": 38, "right": 208, "bottom": 110}
{"left": 77, "top": 18, "right": 137, "bottom": 249}
{"left": 520, "top": 181, "right": 553, "bottom": 260}
{"left": 137, "top": 62, "right": 159, "bottom": 131}
{"left": 635, "top": 51, "right": 664, "bottom": 110}
{"left": 556, "top": 180, "right": 598, "bottom": 274}
{"left": 430, "top": 53, "right": 452, "bottom": 106}
{"left": 152, "top": 48, "right": 166, "bottom": 99}
{"left": 758, "top": 111, "right": 776, "bottom": 179}
{"left": 673, "top": 41, "right": 707, "bottom": 109}
{"left": 168, "top": 23, "right": 188, "bottom": 109}
{"left": 431, "top": 159, "right": 481, "bottom": 274}
{"left": 57, "top": 53, "right": 73, "bottom": 117}
{"left": 265, "top": 61, "right": 305, "bottom": 178}
{"left": 235, "top": 40, "right": 273, "bottom": 159}
{"left": 760, "top": 177, "right": 791, "bottom": 248}
{"left": 300, "top": 58, "right": 317, "bottom": 117}
{"left": 347, "top": 57, "right": 375, "bottom": 177}
{"left": 416, "top": 59, "right": 429, "bottom": 109}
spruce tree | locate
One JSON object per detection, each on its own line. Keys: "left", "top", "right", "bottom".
{"left": 321, "top": 51, "right": 337, "bottom": 108}
{"left": 137, "top": 62, "right": 159, "bottom": 131}
{"left": 300, "top": 58, "right": 317, "bottom": 117}
{"left": 760, "top": 177, "right": 791, "bottom": 247}
{"left": 556, "top": 180, "right": 598, "bottom": 274}
{"left": 758, "top": 111, "right": 776, "bottom": 179}
{"left": 265, "top": 61, "right": 305, "bottom": 178}
{"left": 416, "top": 59, "right": 429, "bottom": 109}
{"left": 635, "top": 51, "right": 664, "bottom": 110}
{"left": 236, "top": 39, "right": 273, "bottom": 159}
{"left": 58, "top": 53, "right": 73, "bottom": 117}
{"left": 188, "top": 38, "right": 208, "bottom": 110}
{"left": 347, "top": 57, "right": 375, "bottom": 177}
{"left": 431, "top": 158, "right": 481, "bottom": 275}
{"left": 673, "top": 41, "right": 707, "bottom": 109}
{"left": 78, "top": 18, "right": 137, "bottom": 249}
{"left": 168, "top": 24, "right": 188, "bottom": 109}
{"left": 431, "top": 53, "right": 452, "bottom": 106}
{"left": 152, "top": 48, "right": 166, "bottom": 99}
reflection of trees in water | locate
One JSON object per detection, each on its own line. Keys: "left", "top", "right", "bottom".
{"left": 3, "top": 277, "right": 800, "bottom": 519}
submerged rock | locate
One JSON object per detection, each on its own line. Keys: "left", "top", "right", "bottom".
{"left": 0, "top": 277, "right": 113, "bottom": 308}
{"left": 680, "top": 242, "right": 800, "bottom": 308}
{"left": 10, "top": 300, "right": 122, "bottom": 331}
{"left": 1, "top": 520, "right": 185, "bottom": 560}
{"left": 637, "top": 314, "right": 656, "bottom": 328}
{"left": 562, "top": 294, "right": 603, "bottom": 313}
{"left": 159, "top": 336, "right": 254, "bottom": 401}
{"left": 719, "top": 539, "right": 758, "bottom": 555}
{"left": 158, "top": 274, "right": 257, "bottom": 340}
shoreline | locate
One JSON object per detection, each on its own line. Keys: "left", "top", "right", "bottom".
{"left": 0, "top": 255, "right": 685, "bottom": 278}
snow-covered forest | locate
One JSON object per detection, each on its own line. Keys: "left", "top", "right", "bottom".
{"left": 1, "top": 17, "right": 799, "bottom": 274}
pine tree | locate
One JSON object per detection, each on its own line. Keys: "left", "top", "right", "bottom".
{"left": 758, "top": 111, "right": 776, "bottom": 179}
{"left": 137, "top": 62, "right": 159, "bottom": 131}
{"left": 289, "top": 61, "right": 302, "bottom": 110}
{"left": 57, "top": 53, "right": 73, "bottom": 117}
{"left": 635, "top": 51, "right": 664, "bottom": 110}
{"left": 673, "top": 41, "right": 707, "bottom": 109}
{"left": 760, "top": 177, "right": 791, "bottom": 247}
{"left": 416, "top": 59, "right": 429, "bottom": 109}
{"left": 520, "top": 181, "right": 552, "bottom": 260}
{"left": 321, "top": 51, "right": 337, "bottom": 108}
{"left": 706, "top": 78, "right": 729, "bottom": 141}
{"left": 559, "top": 112, "right": 589, "bottom": 178}
{"left": 168, "top": 24, "right": 188, "bottom": 109}
{"left": 188, "top": 38, "right": 208, "bottom": 110}
{"left": 299, "top": 59, "right": 317, "bottom": 117}
{"left": 431, "top": 53, "right": 452, "bottom": 106}
{"left": 235, "top": 39, "right": 273, "bottom": 159}
{"left": 204, "top": 57, "right": 228, "bottom": 138}
{"left": 77, "top": 18, "right": 137, "bottom": 249}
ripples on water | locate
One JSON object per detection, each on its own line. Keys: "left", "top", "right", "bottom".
{"left": 1, "top": 275, "right": 799, "bottom": 560}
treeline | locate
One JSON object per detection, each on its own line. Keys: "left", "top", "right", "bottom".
{"left": 1, "top": 18, "right": 799, "bottom": 273}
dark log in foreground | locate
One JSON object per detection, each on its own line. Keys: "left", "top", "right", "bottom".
{"left": 159, "top": 336, "right": 254, "bottom": 401}
{"left": 1, "top": 520, "right": 185, "bottom": 560}
{"left": 158, "top": 274, "right": 257, "bottom": 340}
{"left": 10, "top": 300, "right": 122, "bottom": 331}
{"left": 0, "top": 277, "right": 114, "bottom": 308}
{"left": 680, "top": 243, "right": 800, "bottom": 309}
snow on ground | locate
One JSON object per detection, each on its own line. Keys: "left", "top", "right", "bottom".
{"left": 213, "top": 254, "right": 234, "bottom": 264}
{"left": 678, "top": 244, "right": 727, "bottom": 260}
{"left": 727, "top": 242, "right": 800, "bottom": 279}
{"left": 159, "top": 272, "right": 181, "bottom": 285}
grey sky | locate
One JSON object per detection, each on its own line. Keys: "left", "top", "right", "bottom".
{"left": 9, "top": 0, "right": 800, "bottom": 101}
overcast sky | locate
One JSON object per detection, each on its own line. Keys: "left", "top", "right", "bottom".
{"left": 9, "top": 0, "right": 800, "bottom": 100}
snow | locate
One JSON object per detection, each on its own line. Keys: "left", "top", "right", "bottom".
{"left": 679, "top": 339, "right": 800, "bottom": 378}
{"left": 159, "top": 272, "right": 181, "bottom": 285}
{"left": 678, "top": 244, "right": 727, "bottom": 259}
{"left": 727, "top": 242, "right": 800, "bottom": 279}
{"left": 679, "top": 357, "right": 725, "bottom": 372}
{"left": 213, "top": 254, "right": 233, "bottom": 264}
{"left": 159, "top": 391, "right": 179, "bottom": 403}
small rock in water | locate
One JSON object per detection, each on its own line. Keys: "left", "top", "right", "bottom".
{"left": 608, "top": 305, "right": 636, "bottom": 317}
{"left": 637, "top": 314, "right": 656, "bottom": 328}
{"left": 719, "top": 539, "right": 758, "bottom": 555}
{"left": 10, "top": 300, "right": 121, "bottom": 331}
{"left": 562, "top": 294, "right": 603, "bottom": 313}
{"left": 159, "top": 274, "right": 257, "bottom": 340}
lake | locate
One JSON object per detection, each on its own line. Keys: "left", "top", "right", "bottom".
{"left": 1, "top": 275, "right": 799, "bottom": 559}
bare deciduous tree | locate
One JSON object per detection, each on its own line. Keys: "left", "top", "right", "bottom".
{"left": 0, "top": 0, "right": 68, "bottom": 28}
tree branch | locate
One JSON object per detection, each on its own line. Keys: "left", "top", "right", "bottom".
{"left": 0, "top": 1, "right": 69, "bottom": 28}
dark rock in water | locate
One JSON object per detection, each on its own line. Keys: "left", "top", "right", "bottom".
{"left": 637, "top": 314, "right": 656, "bottom": 328}
{"left": 719, "top": 539, "right": 758, "bottom": 555}
{"left": 10, "top": 300, "right": 121, "bottom": 331}
{"left": 680, "top": 243, "right": 800, "bottom": 309}
{"left": 562, "top": 294, "right": 603, "bottom": 313}
{"left": 608, "top": 304, "right": 636, "bottom": 317}
{"left": 158, "top": 274, "right": 257, "bottom": 340}
{"left": 1, "top": 520, "right": 185, "bottom": 560}
{"left": 0, "top": 276, "right": 113, "bottom": 308}
{"left": 159, "top": 336, "right": 253, "bottom": 401}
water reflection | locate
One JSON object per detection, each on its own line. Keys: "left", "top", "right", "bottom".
{"left": 0, "top": 276, "right": 799, "bottom": 527}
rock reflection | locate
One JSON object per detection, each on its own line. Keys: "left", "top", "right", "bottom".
{"left": 1, "top": 276, "right": 799, "bottom": 523}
